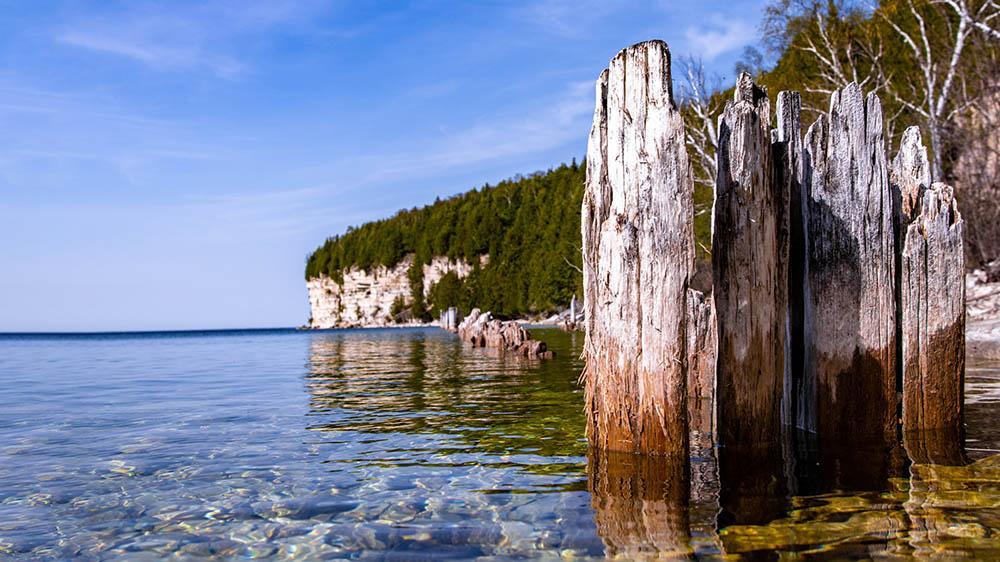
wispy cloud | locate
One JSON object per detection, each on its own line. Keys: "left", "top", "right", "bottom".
{"left": 53, "top": 0, "right": 336, "bottom": 78}
{"left": 340, "top": 79, "right": 593, "bottom": 187}
{"left": 0, "top": 82, "right": 245, "bottom": 191}
{"left": 57, "top": 31, "right": 246, "bottom": 78}
{"left": 684, "top": 14, "right": 756, "bottom": 62}
{"left": 519, "top": 0, "right": 623, "bottom": 38}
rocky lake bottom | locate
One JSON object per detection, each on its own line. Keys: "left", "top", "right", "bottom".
{"left": 0, "top": 327, "right": 998, "bottom": 560}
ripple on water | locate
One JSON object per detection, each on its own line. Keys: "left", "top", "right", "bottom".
{"left": 0, "top": 328, "right": 997, "bottom": 559}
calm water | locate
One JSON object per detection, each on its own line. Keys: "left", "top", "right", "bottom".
{"left": 0, "top": 327, "right": 997, "bottom": 560}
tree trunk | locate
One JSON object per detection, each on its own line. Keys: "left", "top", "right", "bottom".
{"left": 901, "top": 183, "right": 965, "bottom": 434}
{"left": 582, "top": 40, "right": 695, "bottom": 456}
{"left": 713, "top": 74, "right": 786, "bottom": 447}
{"left": 803, "top": 84, "right": 897, "bottom": 444}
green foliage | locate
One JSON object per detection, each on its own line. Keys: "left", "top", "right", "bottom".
{"left": 390, "top": 295, "right": 407, "bottom": 321}
{"left": 306, "top": 162, "right": 588, "bottom": 318}
{"left": 407, "top": 260, "right": 429, "bottom": 322}
{"left": 426, "top": 272, "right": 468, "bottom": 317}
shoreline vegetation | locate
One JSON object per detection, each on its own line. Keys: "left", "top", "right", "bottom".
{"left": 305, "top": 163, "right": 588, "bottom": 326}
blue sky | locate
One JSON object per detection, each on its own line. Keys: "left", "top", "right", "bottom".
{"left": 0, "top": 0, "right": 766, "bottom": 332}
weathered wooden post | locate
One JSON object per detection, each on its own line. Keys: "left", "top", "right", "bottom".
{"left": 774, "top": 92, "right": 808, "bottom": 431}
{"left": 892, "top": 127, "right": 931, "bottom": 226}
{"left": 887, "top": 125, "right": 967, "bottom": 464}
{"left": 712, "top": 74, "right": 787, "bottom": 447}
{"left": 686, "top": 289, "right": 717, "bottom": 450}
{"left": 890, "top": 126, "right": 965, "bottom": 441}
{"left": 582, "top": 40, "right": 696, "bottom": 455}
{"left": 900, "top": 183, "right": 965, "bottom": 434}
{"left": 802, "top": 83, "right": 897, "bottom": 443}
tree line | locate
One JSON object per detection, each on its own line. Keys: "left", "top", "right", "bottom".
{"left": 305, "top": 162, "right": 587, "bottom": 320}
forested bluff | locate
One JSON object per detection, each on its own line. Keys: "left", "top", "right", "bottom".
{"left": 305, "top": 0, "right": 999, "bottom": 327}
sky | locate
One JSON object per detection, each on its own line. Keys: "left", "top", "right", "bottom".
{"left": 0, "top": 0, "right": 767, "bottom": 332}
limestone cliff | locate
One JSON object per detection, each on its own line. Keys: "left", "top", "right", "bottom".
{"left": 306, "top": 255, "right": 484, "bottom": 328}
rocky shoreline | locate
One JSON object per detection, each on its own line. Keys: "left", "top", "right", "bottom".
{"left": 968, "top": 262, "right": 1000, "bottom": 359}
{"left": 303, "top": 264, "right": 1000, "bottom": 362}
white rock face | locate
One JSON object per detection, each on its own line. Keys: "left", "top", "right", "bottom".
{"left": 422, "top": 255, "right": 487, "bottom": 298}
{"left": 306, "top": 254, "right": 482, "bottom": 328}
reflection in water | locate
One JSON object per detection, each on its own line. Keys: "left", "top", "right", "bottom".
{"left": 718, "top": 445, "right": 790, "bottom": 528}
{"left": 587, "top": 450, "right": 690, "bottom": 559}
{"left": 304, "top": 333, "right": 1000, "bottom": 559}
{"left": 791, "top": 433, "right": 909, "bottom": 496}
{"left": 585, "top": 383, "right": 1000, "bottom": 558}
{"left": 305, "top": 329, "right": 589, "bottom": 459}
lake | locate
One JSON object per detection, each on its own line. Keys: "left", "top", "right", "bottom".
{"left": 1, "top": 327, "right": 998, "bottom": 560}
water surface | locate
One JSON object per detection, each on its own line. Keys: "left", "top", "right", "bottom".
{"left": 0, "top": 328, "right": 998, "bottom": 560}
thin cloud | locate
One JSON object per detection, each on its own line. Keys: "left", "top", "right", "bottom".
{"left": 56, "top": 31, "right": 247, "bottom": 78}
{"left": 52, "top": 0, "right": 337, "bottom": 79}
{"left": 519, "top": 0, "right": 623, "bottom": 38}
{"left": 684, "top": 15, "right": 756, "bottom": 62}
{"left": 350, "top": 80, "right": 593, "bottom": 185}
{"left": 0, "top": 82, "right": 245, "bottom": 189}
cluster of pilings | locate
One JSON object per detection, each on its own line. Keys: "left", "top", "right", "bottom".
{"left": 439, "top": 306, "right": 461, "bottom": 332}
{"left": 582, "top": 40, "right": 965, "bottom": 457}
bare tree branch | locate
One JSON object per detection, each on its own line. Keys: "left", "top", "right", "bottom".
{"left": 937, "top": 0, "right": 1000, "bottom": 39}
{"left": 678, "top": 56, "right": 723, "bottom": 190}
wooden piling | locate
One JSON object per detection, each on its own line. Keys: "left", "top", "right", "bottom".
{"left": 712, "top": 74, "right": 787, "bottom": 447}
{"left": 686, "top": 288, "right": 717, "bottom": 451}
{"left": 581, "top": 40, "right": 695, "bottom": 455}
{"left": 802, "top": 84, "right": 897, "bottom": 443}
{"left": 901, "top": 183, "right": 965, "bottom": 434}
{"left": 891, "top": 126, "right": 931, "bottom": 227}
{"left": 774, "top": 92, "right": 808, "bottom": 431}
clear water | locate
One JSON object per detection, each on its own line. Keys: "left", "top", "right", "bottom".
{"left": 0, "top": 327, "right": 997, "bottom": 560}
